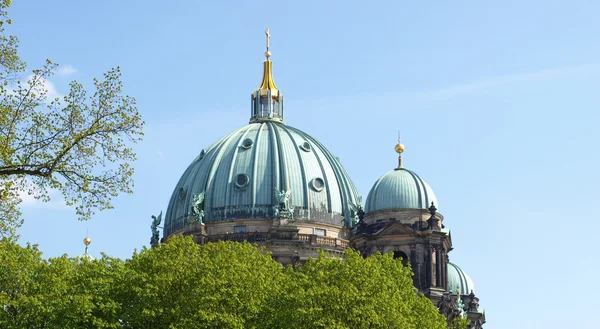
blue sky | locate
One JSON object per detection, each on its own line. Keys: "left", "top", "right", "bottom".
{"left": 10, "top": 1, "right": 600, "bottom": 328}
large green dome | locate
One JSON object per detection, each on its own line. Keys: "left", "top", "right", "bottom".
{"left": 164, "top": 122, "right": 361, "bottom": 236}
{"left": 364, "top": 168, "right": 437, "bottom": 213}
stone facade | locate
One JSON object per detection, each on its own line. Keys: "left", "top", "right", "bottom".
{"left": 164, "top": 216, "right": 350, "bottom": 267}
{"left": 351, "top": 204, "right": 485, "bottom": 327}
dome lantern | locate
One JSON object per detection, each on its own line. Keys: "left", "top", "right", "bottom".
{"left": 250, "top": 28, "right": 284, "bottom": 124}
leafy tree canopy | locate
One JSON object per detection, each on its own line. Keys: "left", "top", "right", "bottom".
{"left": 0, "top": 236, "right": 467, "bottom": 329}
{"left": 0, "top": 0, "right": 144, "bottom": 238}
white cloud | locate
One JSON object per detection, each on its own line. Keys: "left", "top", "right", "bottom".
{"left": 17, "top": 188, "right": 66, "bottom": 210}
{"left": 10, "top": 179, "right": 67, "bottom": 210}
{"left": 56, "top": 64, "right": 77, "bottom": 77}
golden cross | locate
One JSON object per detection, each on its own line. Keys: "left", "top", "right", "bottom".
{"left": 265, "top": 28, "right": 271, "bottom": 50}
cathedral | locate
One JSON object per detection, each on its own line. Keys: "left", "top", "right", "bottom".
{"left": 156, "top": 29, "right": 486, "bottom": 328}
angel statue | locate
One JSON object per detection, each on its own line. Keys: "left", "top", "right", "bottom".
{"left": 348, "top": 205, "right": 361, "bottom": 227}
{"left": 455, "top": 286, "right": 467, "bottom": 318}
{"left": 274, "top": 188, "right": 291, "bottom": 211}
{"left": 150, "top": 211, "right": 162, "bottom": 246}
{"left": 349, "top": 196, "right": 364, "bottom": 227}
{"left": 191, "top": 191, "right": 205, "bottom": 224}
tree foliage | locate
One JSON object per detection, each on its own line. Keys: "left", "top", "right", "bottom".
{"left": 0, "top": 238, "right": 124, "bottom": 328}
{"left": 0, "top": 236, "right": 468, "bottom": 329}
{"left": 0, "top": 1, "right": 144, "bottom": 238}
{"left": 266, "top": 249, "right": 448, "bottom": 329}
{"left": 115, "top": 236, "right": 285, "bottom": 328}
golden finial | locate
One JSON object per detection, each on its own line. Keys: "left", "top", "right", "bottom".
{"left": 83, "top": 232, "right": 91, "bottom": 256}
{"left": 395, "top": 140, "right": 405, "bottom": 154}
{"left": 257, "top": 28, "right": 278, "bottom": 91}
{"left": 265, "top": 28, "right": 271, "bottom": 59}
{"left": 395, "top": 133, "right": 405, "bottom": 169}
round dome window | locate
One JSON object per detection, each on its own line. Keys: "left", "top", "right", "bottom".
{"left": 240, "top": 138, "right": 253, "bottom": 149}
{"left": 310, "top": 177, "right": 325, "bottom": 192}
{"left": 235, "top": 173, "right": 250, "bottom": 189}
{"left": 300, "top": 141, "right": 311, "bottom": 152}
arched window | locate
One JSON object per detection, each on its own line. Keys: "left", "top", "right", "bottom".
{"left": 393, "top": 251, "right": 409, "bottom": 267}
{"left": 260, "top": 96, "right": 269, "bottom": 117}
{"left": 272, "top": 97, "right": 279, "bottom": 116}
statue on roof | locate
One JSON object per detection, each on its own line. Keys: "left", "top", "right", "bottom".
{"left": 437, "top": 291, "right": 460, "bottom": 324}
{"left": 191, "top": 191, "right": 205, "bottom": 224}
{"left": 455, "top": 286, "right": 467, "bottom": 318}
{"left": 349, "top": 197, "right": 364, "bottom": 227}
{"left": 274, "top": 188, "right": 294, "bottom": 221}
{"left": 150, "top": 211, "right": 162, "bottom": 246}
{"left": 274, "top": 188, "right": 291, "bottom": 211}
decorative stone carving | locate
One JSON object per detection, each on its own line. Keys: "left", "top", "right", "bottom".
{"left": 437, "top": 291, "right": 461, "bottom": 324}
{"left": 467, "top": 290, "right": 480, "bottom": 312}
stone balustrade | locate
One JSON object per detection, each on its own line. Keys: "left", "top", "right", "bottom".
{"left": 205, "top": 231, "right": 348, "bottom": 249}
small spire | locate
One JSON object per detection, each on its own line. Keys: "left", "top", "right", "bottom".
{"left": 394, "top": 135, "right": 405, "bottom": 169}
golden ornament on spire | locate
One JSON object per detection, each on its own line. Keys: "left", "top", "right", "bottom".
{"left": 395, "top": 137, "right": 405, "bottom": 169}
{"left": 395, "top": 140, "right": 405, "bottom": 154}
{"left": 83, "top": 236, "right": 91, "bottom": 245}
{"left": 265, "top": 28, "right": 271, "bottom": 58}
{"left": 258, "top": 28, "right": 278, "bottom": 92}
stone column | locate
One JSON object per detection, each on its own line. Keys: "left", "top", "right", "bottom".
{"left": 443, "top": 252, "right": 449, "bottom": 290}
{"left": 435, "top": 244, "right": 442, "bottom": 287}
{"left": 426, "top": 244, "right": 433, "bottom": 288}
{"left": 410, "top": 244, "right": 417, "bottom": 287}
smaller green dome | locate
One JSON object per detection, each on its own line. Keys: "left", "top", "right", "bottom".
{"left": 78, "top": 253, "right": 96, "bottom": 261}
{"left": 364, "top": 168, "right": 437, "bottom": 213}
{"left": 448, "top": 262, "right": 476, "bottom": 295}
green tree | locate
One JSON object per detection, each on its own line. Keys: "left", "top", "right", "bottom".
{"left": 0, "top": 236, "right": 469, "bottom": 329}
{"left": 0, "top": 1, "right": 144, "bottom": 239}
{"left": 0, "top": 238, "right": 124, "bottom": 328}
{"left": 450, "top": 317, "right": 472, "bottom": 329}
{"left": 264, "top": 249, "right": 449, "bottom": 329}
{"left": 114, "top": 236, "right": 285, "bottom": 329}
